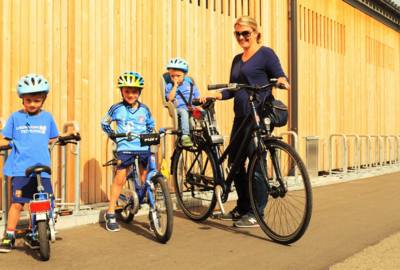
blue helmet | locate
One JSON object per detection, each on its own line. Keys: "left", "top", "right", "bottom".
{"left": 166, "top": 57, "right": 189, "bottom": 73}
{"left": 17, "top": 74, "right": 50, "bottom": 97}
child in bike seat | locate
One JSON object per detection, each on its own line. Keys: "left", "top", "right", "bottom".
{"left": 164, "top": 57, "right": 200, "bottom": 147}
{"left": 0, "top": 74, "right": 59, "bottom": 253}
{"left": 101, "top": 71, "right": 156, "bottom": 232}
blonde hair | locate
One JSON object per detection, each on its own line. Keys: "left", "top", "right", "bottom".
{"left": 234, "top": 16, "right": 261, "bottom": 43}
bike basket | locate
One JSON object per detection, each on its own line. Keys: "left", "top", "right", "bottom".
{"left": 30, "top": 200, "right": 51, "bottom": 213}
{"left": 140, "top": 133, "right": 160, "bottom": 146}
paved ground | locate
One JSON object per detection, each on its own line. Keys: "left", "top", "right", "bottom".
{"left": 2, "top": 172, "right": 400, "bottom": 270}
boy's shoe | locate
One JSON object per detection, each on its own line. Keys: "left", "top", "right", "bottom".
{"left": 24, "top": 233, "right": 40, "bottom": 250}
{"left": 104, "top": 213, "right": 120, "bottom": 232}
{"left": 234, "top": 214, "right": 260, "bottom": 228}
{"left": 219, "top": 207, "right": 242, "bottom": 221}
{"left": 181, "top": 135, "right": 193, "bottom": 147}
{"left": 0, "top": 235, "right": 15, "bottom": 253}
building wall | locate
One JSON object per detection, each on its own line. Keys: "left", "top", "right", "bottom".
{"left": 297, "top": 0, "right": 400, "bottom": 171}
{"left": 0, "top": 0, "right": 290, "bottom": 205}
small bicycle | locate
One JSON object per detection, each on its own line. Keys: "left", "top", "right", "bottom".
{"left": 0, "top": 133, "right": 81, "bottom": 261}
{"left": 171, "top": 79, "right": 313, "bottom": 244}
{"left": 103, "top": 130, "right": 173, "bottom": 243}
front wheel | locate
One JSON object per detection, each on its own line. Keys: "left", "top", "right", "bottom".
{"left": 248, "top": 139, "right": 312, "bottom": 244}
{"left": 150, "top": 176, "right": 173, "bottom": 243}
{"left": 171, "top": 147, "right": 218, "bottom": 221}
{"left": 37, "top": 220, "right": 50, "bottom": 261}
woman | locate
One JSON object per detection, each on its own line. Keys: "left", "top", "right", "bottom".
{"left": 203, "top": 16, "right": 290, "bottom": 227}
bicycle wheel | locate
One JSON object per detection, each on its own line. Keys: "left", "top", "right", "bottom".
{"left": 150, "top": 176, "right": 174, "bottom": 243}
{"left": 37, "top": 220, "right": 50, "bottom": 261}
{"left": 116, "top": 188, "right": 139, "bottom": 223}
{"left": 248, "top": 139, "right": 312, "bottom": 244}
{"left": 172, "top": 147, "right": 217, "bottom": 221}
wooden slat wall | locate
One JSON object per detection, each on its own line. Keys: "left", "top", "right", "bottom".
{"left": 297, "top": 0, "right": 400, "bottom": 171}
{"left": 0, "top": 0, "right": 290, "bottom": 206}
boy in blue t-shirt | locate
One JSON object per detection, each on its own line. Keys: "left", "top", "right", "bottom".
{"left": 0, "top": 74, "right": 59, "bottom": 253}
{"left": 164, "top": 57, "right": 200, "bottom": 147}
{"left": 101, "top": 71, "right": 156, "bottom": 232}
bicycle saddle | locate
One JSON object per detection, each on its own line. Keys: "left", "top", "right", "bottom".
{"left": 25, "top": 165, "right": 52, "bottom": 177}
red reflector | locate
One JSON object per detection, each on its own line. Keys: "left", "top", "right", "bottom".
{"left": 30, "top": 200, "right": 51, "bottom": 213}
{"left": 192, "top": 108, "right": 203, "bottom": 120}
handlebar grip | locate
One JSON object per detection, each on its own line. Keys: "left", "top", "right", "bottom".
{"left": 59, "top": 132, "right": 81, "bottom": 142}
{"left": 0, "top": 145, "right": 11, "bottom": 151}
{"left": 207, "top": 84, "right": 229, "bottom": 90}
{"left": 110, "top": 133, "right": 128, "bottom": 139}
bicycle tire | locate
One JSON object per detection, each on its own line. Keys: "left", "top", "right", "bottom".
{"left": 248, "top": 139, "right": 312, "bottom": 244}
{"left": 116, "top": 188, "right": 139, "bottom": 223}
{"left": 150, "top": 176, "right": 174, "bottom": 243}
{"left": 37, "top": 220, "right": 50, "bottom": 261}
{"left": 171, "top": 147, "right": 217, "bottom": 221}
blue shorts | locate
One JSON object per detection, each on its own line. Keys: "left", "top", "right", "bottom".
{"left": 11, "top": 176, "right": 53, "bottom": 204}
{"left": 116, "top": 151, "right": 151, "bottom": 170}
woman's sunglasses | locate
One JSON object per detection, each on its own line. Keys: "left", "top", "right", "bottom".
{"left": 234, "top": 30, "right": 253, "bottom": 39}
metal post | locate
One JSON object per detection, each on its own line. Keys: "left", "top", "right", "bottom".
{"left": 1, "top": 150, "right": 8, "bottom": 225}
{"left": 396, "top": 136, "right": 400, "bottom": 164}
{"left": 329, "top": 134, "right": 348, "bottom": 175}
{"left": 62, "top": 121, "right": 81, "bottom": 213}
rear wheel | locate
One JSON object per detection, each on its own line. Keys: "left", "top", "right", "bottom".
{"left": 248, "top": 139, "right": 312, "bottom": 244}
{"left": 150, "top": 176, "right": 174, "bottom": 243}
{"left": 37, "top": 221, "right": 50, "bottom": 261}
{"left": 172, "top": 147, "right": 217, "bottom": 221}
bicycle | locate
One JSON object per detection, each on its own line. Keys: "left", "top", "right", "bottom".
{"left": 0, "top": 133, "right": 81, "bottom": 260}
{"left": 170, "top": 79, "right": 312, "bottom": 244}
{"left": 103, "top": 130, "right": 173, "bottom": 243}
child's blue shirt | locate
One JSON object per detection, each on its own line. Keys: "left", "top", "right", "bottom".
{"left": 101, "top": 101, "right": 155, "bottom": 152}
{"left": 2, "top": 110, "right": 59, "bottom": 177}
{"left": 165, "top": 79, "right": 200, "bottom": 109}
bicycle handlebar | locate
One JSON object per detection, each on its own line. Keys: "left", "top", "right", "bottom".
{"left": 207, "top": 78, "right": 288, "bottom": 92}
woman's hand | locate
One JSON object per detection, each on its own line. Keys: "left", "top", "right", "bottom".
{"left": 199, "top": 92, "right": 222, "bottom": 103}
{"left": 277, "top": 77, "right": 290, "bottom": 90}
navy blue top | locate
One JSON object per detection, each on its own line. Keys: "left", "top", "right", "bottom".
{"left": 221, "top": 46, "right": 286, "bottom": 117}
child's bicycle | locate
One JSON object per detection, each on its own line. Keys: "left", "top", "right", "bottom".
{"left": 103, "top": 130, "right": 173, "bottom": 243}
{"left": 0, "top": 133, "right": 81, "bottom": 261}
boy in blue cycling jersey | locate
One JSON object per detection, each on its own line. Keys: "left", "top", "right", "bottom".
{"left": 0, "top": 74, "right": 59, "bottom": 253}
{"left": 101, "top": 71, "right": 156, "bottom": 232}
{"left": 165, "top": 57, "right": 200, "bottom": 147}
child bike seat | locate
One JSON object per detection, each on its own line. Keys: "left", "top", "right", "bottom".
{"left": 25, "top": 165, "right": 52, "bottom": 177}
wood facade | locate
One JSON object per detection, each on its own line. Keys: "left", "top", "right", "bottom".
{"left": 0, "top": 0, "right": 399, "bottom": 207}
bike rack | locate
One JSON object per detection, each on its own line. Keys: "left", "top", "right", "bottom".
{"left": 0, "top": 118, "right": 8, "bottom": 224}
{"left": 382, "top": 135, "right": 396, "bottom": 166}
{"left": 359, "top": 135, "right": 372, "bottom": 169}
{"left": 279, "top": 131, "right": 299, "bottom": 152}
{"left": 61, "top": 121, "right": 81, "bottom": 213}
{"left": 346, "top": 134, "right": 360, "bottom": 173}
{"left": 329, "top": 134, "right": 348, "bottom": 175}
{"left": 370, "top": 135, "right": 384, "bottom": 168}
{"left": 396, "top": 136, "right": 400, "bottom": 165}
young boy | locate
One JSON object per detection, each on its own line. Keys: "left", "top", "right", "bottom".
{"left": 164, "top": 57, "right": 200, "bottom": 147}
{"left": 0, "top": 74, "right": 59, "bottom": 253}
{"left": 101, "top": 71, "right": 156, "bottom": 232}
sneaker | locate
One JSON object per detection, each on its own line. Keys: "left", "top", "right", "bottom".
{"left": 104, "top": 212, "right": 120, "bottom": 232}
{"left": 0, "top": 235, "right": 15, "bottom": 253}
{"left": 219, "top": 207, "right": 242, "bottom": 221}
{"left": 234, "top": 214, "right": 260, "bottom": 228}
{"left": 181, "top": 135, "right": 193, "bottom": 147}
{"left": 24, "top": 233, "right": 40, "bottom": 250}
